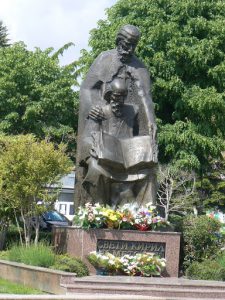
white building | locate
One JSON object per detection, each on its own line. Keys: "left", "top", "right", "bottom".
{"left": 54, "top": 171, "right": 75, "bottom": 221}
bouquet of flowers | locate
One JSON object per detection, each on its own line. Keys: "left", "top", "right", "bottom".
{"left": 73, "top": 202, "right": 169, "bottom": 231}
{"left": 73, "top": 202, "right": 105, "bottom": 229}
{"left": 134, "top": 253, "right": 166, "bottom": 276}
{"left": 133, "top": 208, "right": 153, "bottom": 231}
{"left": 118, "top": 203, "right": 136, "bottom": 230}
{"left": 87, "top": 251, "right": 122, "bottom": 275}
{"left": 101, "top": 207, "right": 122, "bottom": 229}
{"left": 133, "top": 204, "right": 167, "bottom": 231}
{"left": 87, "top": 251, "right": 166, "bottom": 277}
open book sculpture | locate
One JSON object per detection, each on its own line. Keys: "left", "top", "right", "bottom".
{"left": 96, "top": 132, "right": 156, "bottom": 171}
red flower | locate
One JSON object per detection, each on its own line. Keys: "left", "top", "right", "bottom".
{"left": 134, "top": 224, "right": 150, "bottom": 231}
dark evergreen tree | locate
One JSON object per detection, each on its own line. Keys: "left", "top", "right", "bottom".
{"left": 0, "top": 21, "right": 9, "bottom": 47}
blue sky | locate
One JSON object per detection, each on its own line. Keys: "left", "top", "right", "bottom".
{"left": 0, "top": 0, "right": 117, "bottom": 65}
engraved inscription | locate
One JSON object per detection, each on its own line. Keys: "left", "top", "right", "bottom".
{"left": 97, "top": 239, "right": 166, "bottom": 258}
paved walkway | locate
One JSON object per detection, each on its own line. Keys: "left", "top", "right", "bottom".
{"left": 0, "top": 295, "right": 218, "bottom": 300}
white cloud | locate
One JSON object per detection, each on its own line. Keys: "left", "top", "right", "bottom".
{"left": 0, "top": 0, "right": 117, "bottom": 64}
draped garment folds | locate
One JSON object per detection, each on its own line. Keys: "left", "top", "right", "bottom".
{"left": 75, "top": 49, "right": 158, "bottom": 208}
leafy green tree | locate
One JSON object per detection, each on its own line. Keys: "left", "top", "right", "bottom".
{"left": 0, "top": 134, "right": 73, "bottom": 246}
{"left": 0, "top": 21, "right": 9, "bottom": 47}
{"left": 0, "top": 42, "right": 79, "bottom": 157}
{"left": 80, "top": 0, "right": 225, "bottom": 170}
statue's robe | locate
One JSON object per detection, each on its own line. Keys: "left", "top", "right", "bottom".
{"left": 75, "top": 49, "right": 157, "bottom": 208}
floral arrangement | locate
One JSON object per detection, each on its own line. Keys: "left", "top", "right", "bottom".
{"left": 73, "top": 202, "right": 169, "bottom": 231}
{"left": 87, "top": 251, "right": 166, "bottom": 277}
{"left": 73, "top": 202, "right": 105, "bottom": 229}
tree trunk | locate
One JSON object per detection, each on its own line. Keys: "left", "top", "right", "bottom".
{"left": 165, "top": 210, "right": 169, "bottom": 222}
{"left": 0, "top": 230, "right": 6, "bottom": 250}
{"left": 34, "top": 215, "right": 40, "bottom": 246}
{"left": 14, "top": 209, "right": 23, "bottom": 246}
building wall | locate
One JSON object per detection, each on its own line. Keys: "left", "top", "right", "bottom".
{"left": 54, "top": 172, "right": 75, "bottom": 221}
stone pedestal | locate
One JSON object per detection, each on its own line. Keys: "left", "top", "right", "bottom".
{"left": 53, "top": 227, "right": 181, "bottom": 277}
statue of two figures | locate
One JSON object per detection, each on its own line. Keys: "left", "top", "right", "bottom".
{"left": 75, "top": 25, "right": 158, "bottom": 209}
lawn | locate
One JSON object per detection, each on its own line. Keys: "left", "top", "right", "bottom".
{"left": 0, "top": 278, "right": 44, "bottom": 294}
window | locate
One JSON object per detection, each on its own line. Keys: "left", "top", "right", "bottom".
{"left": 58, "top": 192, "right": 74, "bottom": 202}
{"left": 43, "top": 211, "right": 68, "bottom": 222}
{"left": 69, "top": 204, "right": 75, "bottom": 215}
{"left": 59, "top": 204, "right": 66, "bottom": 215}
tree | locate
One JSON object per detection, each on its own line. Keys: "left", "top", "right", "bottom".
{"left": 79, "top": 0, "right": 225, "bottom": 171}
{"left": 157, "top": 165, "right": 196, "bottom": 221}
{"left": 193, "top": 157, "right": 225, "bottom": 211}
{"left": 0, "top": 195, "right": 12, "bottom": 250}
{"left": 0, "top": 21, "right": 9, "bottom": 47}
{"left": 0, "top": 134, "right": 73, "bottom": 246}
{"left": 0, "top": 42, "right": 79, "bottom": 158}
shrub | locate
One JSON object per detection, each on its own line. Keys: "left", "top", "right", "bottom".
{"left": 7, "top": 245, "right": 23, "bottom": 263}
{"left": 4, "top": 227, "right": 21, "bottom": 249}
{"left": 4, "top": 227, "right": 52, "bottom": 250}
{"left": 182, "top": 215, "right": 223, "bottom": 268}
{"left": 4, "top": 244, "right": 89, "bottom": 277}
{"left": 0, "top": 250, "right": 8, "bottom": 259}
{"left": 8, "top": 243, "right": 55, "bottom": 268}
{"left": 51, "top": 254, "right": 89, "bottom": 277}
{"left": 216, "top": 251, "right": 225, "bottom": 269}
{"left": 186, "top": 260, "right": 225, "bottom": 281}
{"left": 168, "top": 214, "right": 184, "bottom": 232}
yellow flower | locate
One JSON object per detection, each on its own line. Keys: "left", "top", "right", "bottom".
{"left": 109, "top": 215, "right": 118, "bottom": 221}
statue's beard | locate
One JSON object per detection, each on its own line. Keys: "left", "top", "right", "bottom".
{"left": 111, "top": 103, "right": 122, "bottom": 117}
{"left": 113, "top": 110, "right": 122, "bottom": 117}
{"left": 117, "top": 48, "right": 132, "bottom": 63}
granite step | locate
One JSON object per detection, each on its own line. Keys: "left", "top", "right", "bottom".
{"left": 64, "top": 284, "right": 225, "bottom": 299}
{"left": 61, "top": 276, "right": 225, "bottom": 299}
{"left": 61, "top": 275, "right": 225, "bottom": 290}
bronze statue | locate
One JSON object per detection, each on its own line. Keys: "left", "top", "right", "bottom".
{"left": 75, "top": 24, "right": 157, "bottom": 209}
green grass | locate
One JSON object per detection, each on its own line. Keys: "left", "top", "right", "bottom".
{"left": 0, "top": 278, "right": 44, "bottom": 294}
{"left": 8, "top": 243, "right": 55, "bottom": 267}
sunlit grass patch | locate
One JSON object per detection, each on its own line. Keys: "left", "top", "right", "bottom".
{"left": 0, "top": 278, "right": 44, "bottom": 294}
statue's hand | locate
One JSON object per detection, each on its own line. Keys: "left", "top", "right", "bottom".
{"left": 90, "top": 146, "right": 98, "bottom": 158}
{"left": 89, "top": 105, "right": 105, "bottom": 121}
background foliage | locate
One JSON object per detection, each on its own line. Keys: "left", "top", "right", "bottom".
{"left": 0, "top": 134, "right": 72, "bottom": 245}
{"left": 182, "top": 215, "right": 223, "bottom": 267}
{"left": 0, "top": 42, "right": 79, "bottom": 157}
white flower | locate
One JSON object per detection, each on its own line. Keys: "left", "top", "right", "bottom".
{"left": 120, "top": 257, "right": 127, "bottom": 263}
{"left": 101, "top": 255, "right": 109, "bottom": 260}
{"left": 160, "top": 259, "right": 166, "bottom": 267}
{"left": 146, "top": 203, "right": 156, "bottom": 210}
